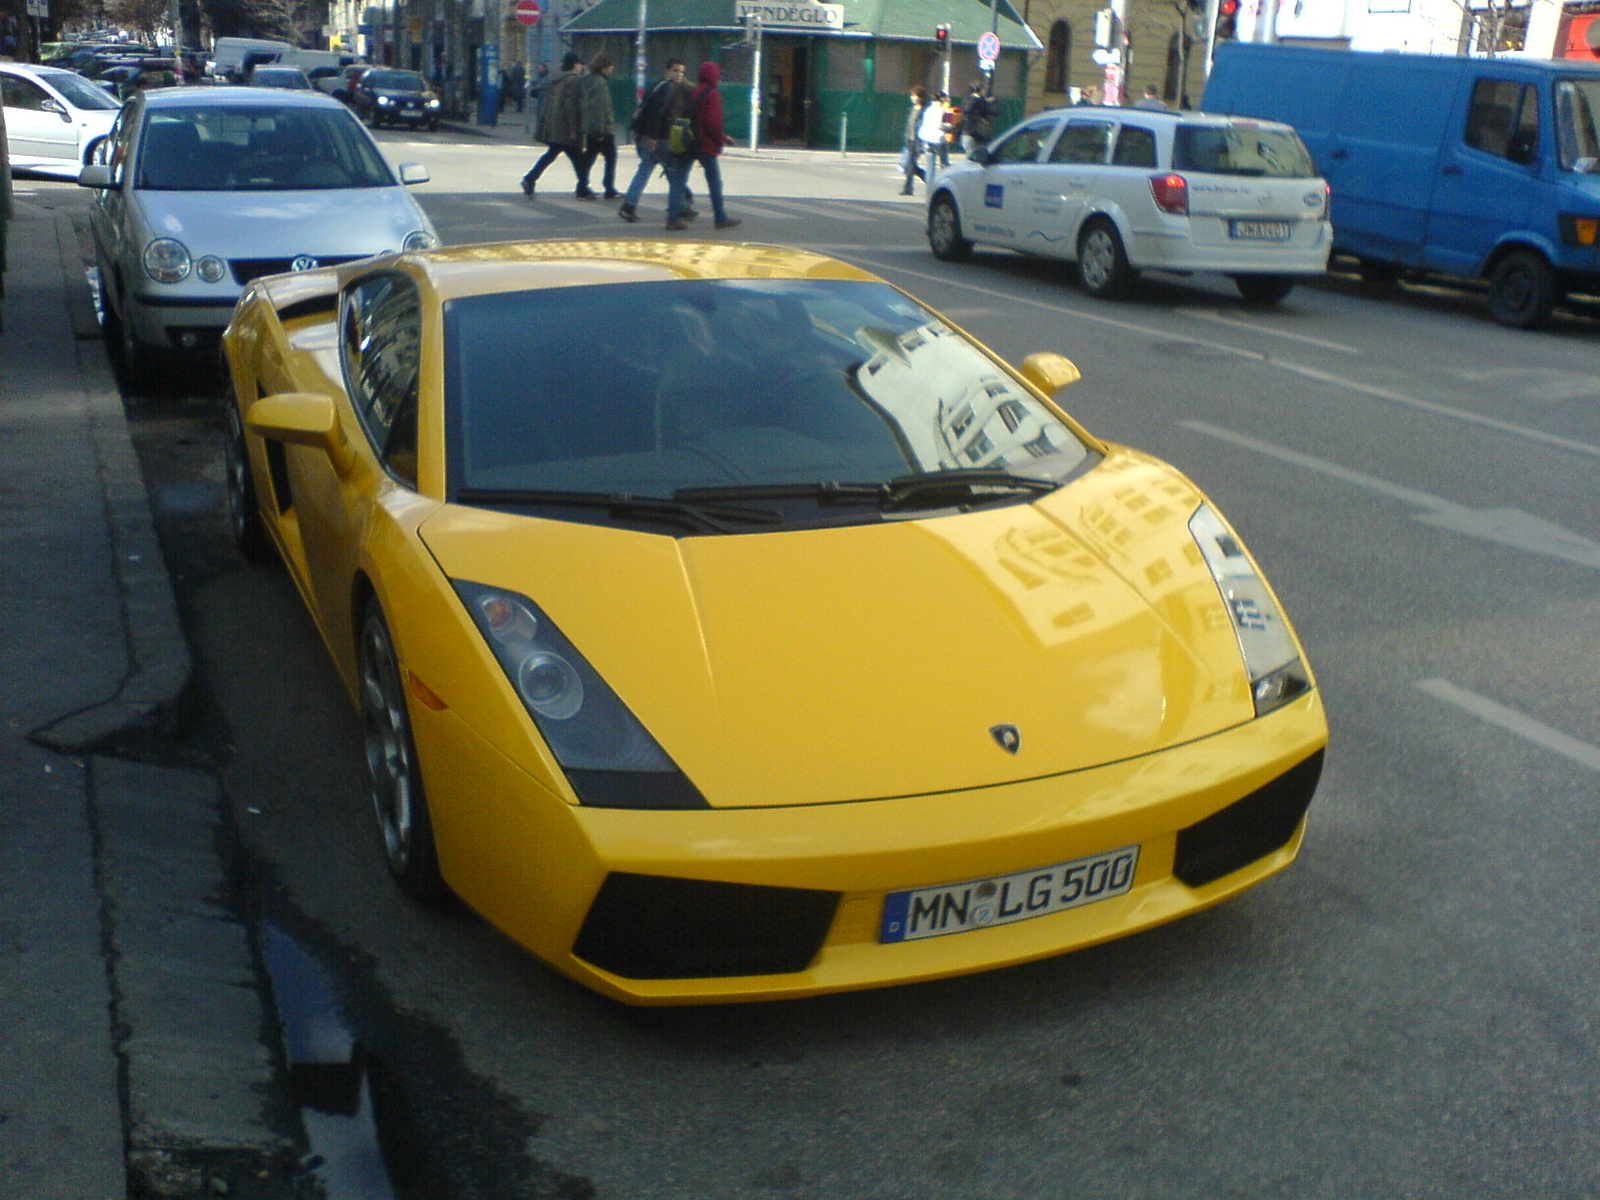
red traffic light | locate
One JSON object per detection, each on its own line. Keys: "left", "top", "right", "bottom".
{"left": 1219, "top": 0, "right": 1238, "bottom": 13}
{"left": 935, "top": 24, "right": 950, "bottom": 48}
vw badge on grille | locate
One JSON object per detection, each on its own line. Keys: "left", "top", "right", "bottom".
{"left": 290, "top": 255, "right": 320, "bottom": 272}
{"left": 989, "top": 724, "right": 1021, "bottom": 755}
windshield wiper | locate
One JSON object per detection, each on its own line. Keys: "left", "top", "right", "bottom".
{"left": 455, "top": 488, "right": 780, "bottom": 533}
{"left": 678, "top": 470, "right": 1059, "bottom": 513}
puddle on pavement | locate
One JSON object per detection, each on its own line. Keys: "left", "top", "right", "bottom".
{"left": 260, "top": 923, "right": 404, "bottom": 1200}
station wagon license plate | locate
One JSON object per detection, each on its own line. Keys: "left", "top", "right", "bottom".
{"left": 880, "top": 845, "right": 1140, "bottom": 943}
{"left": 1230, "top": 219, "right": 1292, "bottom": 241}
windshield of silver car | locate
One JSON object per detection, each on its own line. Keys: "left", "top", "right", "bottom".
{"left": 136, "top": 104, "right": 397, "bottom": 191}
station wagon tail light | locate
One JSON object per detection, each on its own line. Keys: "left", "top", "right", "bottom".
{"left": 1149, "top": 173, "right": 1189, "bottom": 216}
{"left": 1559, "top": 213, "right": 1599, "bottom": 246}
{"left": 1188, "top": 505, "right": 1311, "bottom": 717}
{"left": 453, "top": 580, "right": 709, "bottom": 809}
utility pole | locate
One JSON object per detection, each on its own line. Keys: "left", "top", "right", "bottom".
{"left": 634, "top": 0, "right": 647, "bottom": 104}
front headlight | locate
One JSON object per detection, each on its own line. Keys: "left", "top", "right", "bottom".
{"left": 425, "top": 97, "right": 441, "bottom": 108}
{"left": 142, "top": 237, "right": 192, "bottom": 283}
{"left": 377, "top": 95, "right": 394, "bottom": 106}
{"left": 402, "top": 229, "right": 437, "bottom": 251}
{"left": 455, "top": 581, "right": 708, "bottom": 809}
{"left": 1189, "top": 504, "right": 1311, "bottom": 717}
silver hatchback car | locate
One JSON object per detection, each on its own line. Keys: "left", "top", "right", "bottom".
{"left": 79, "top": 86, "right": 438, "bottom": 382}
{"left": 928, "top": 106, "right": 1332, "bottom": 304}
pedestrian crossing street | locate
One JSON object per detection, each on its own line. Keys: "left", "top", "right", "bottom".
{"left": 463, "top": 194, "right": 928, "bottom": 225}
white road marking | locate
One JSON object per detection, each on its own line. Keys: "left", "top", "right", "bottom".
{"left": 1181, "top": 309, "right": 1364, "bottom": 354}
{"left": 1180, "top": 420, "right": 1600, "bottom": 571}
{"left": 1415, "top": 680, "right": 1600, "bottom": 772}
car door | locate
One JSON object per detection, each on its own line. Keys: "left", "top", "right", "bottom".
{"left": 1, "top": 71, "right": 74, "bottom": 164}
{"left": 966, "top": 116, "right": 1062, "bottom": 250}
{"left": 1425, "top": 75, "right": 1537, "bottom": 277}
{"left": 288, "top": 271, "right": 424, "bottom": 655}
{"left": 1033, "top": 118, "right": 1116, "bottom": 258}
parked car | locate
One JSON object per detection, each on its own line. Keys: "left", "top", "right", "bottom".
{"left": 94, "top": 58, "right": 180, "bottom": 101}
{"left": 78, "top": 87, "right": 437, "bottom": 383}
{"left": 316, "top": 64, "right": 370, "bottom": 104}
{"left": 0, "top": 62, "right": 120, "bottom": 178}
{"left": 247, "top": 65, "right": 313, "bottom": 90}
{"left": 927, "top": 106, "right": 1332, "bottom": 304}
{"left": 350, "top": 68, "right": 441, "bottom": 130}
{"left": 1203, "top": 42, "right": 1600, "bottom": 328}
{"left": 45, "top": 42, "right": 156, "bottom": 74}
{"left": 220, "top": 238, "right": 1328, "bottom": 1005}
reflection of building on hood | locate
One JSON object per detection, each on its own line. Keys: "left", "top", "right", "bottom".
{"left": 698, "top": 61, "right": 720, "bottom": 87}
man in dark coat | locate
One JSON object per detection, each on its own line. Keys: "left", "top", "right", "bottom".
{"left": 520, "top": 52, "right": 585, "bottom": 197}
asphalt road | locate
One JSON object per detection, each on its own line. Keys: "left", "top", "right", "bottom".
{"left": 52, "top": 134, "right": 1600, "bottom": 1199}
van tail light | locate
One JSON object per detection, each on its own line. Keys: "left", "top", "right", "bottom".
{"left": 1319, "top": 182, "right": 1331, "bottom": 220}
{"left": 1149, "top": 173, "right": 1189, "bottom": 215}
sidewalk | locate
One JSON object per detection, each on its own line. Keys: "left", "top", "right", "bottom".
{"left": 0, "top": 196, "right": 299, "bottom": 1196}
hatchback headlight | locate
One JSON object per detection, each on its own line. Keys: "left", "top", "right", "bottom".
{"left": 455, "top": 581, "right": 708, "bottom": 809}
{"left": 1189, "top": 504, "right": 1311, "bottom": 717}
{"left": 196, "top": 255, "right": 227, "bottom": 283}
{"left": 143, "top": 238, "right": 191, "bottom": 283}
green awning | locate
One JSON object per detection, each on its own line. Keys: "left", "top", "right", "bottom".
{"left": 563, "top": 0, "right": 1041, "bottom": 51}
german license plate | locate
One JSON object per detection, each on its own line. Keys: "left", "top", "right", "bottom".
{"left": 880, "top": 845, "right": 1140, "bottom": 943}
{"left": 1230, "top": 219, "right": 1291, "bottom": 240}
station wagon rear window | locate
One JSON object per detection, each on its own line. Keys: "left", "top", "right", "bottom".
{"left": 1172, "top": 124, "right": 1316, "bottom": 178}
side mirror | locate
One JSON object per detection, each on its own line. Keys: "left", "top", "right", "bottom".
{"left": 246, "top": 393, "right": 358, "bottom": 475}
{"left": 971, "top": 146, "right": 993, "bottom": 166}
{"left": 398, "top": 162, "right": 429, "bottom": 185}
{"left": 78, "top": 163, "right": 115, "bottom": 189}
{"left": 1020, "top": 352, "right": 1082, "bottom": 395}
{"left": 43, "top": 98, "right": 71, "bottom": 122}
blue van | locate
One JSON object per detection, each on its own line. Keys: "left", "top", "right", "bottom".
{"left": 1202, "top": 42, "right": 1600, "bottom": 328}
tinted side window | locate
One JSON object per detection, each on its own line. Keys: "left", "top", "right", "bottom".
{"left": 990, "top": 119, "right": 1056, "bottom": 165}
{"left": 1048, "top": 121, "right": 1113, "bottom": 164}
{"left": 1111, "top": 125, "right": 1157, "bottom": 168}
{"left": 1465, "top": 79, "right": 1539, "bottom": 162}
{"left": 2, "top": 75, "right": 51, "bottom": 111}
{"left": 342, "top": 274, "right": 422, "bottom": 486}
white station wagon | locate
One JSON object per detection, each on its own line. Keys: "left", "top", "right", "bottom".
{"left": 927, "top": 107, "right": 1332, "bottom": 304}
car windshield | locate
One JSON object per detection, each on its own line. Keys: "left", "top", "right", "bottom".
{"left": 1555, "top": 78, "right": 1600, "bottom": 171}
{"left": 1173, "top": 123, "right": 1316, "bottom": 177}
{"left": 43, "top": 69, "right": 121, "bottom": 110}
{"left": 136, "top": 104, "right": 397, "bottom": 191}
{"left": 445, "top": 278, "right": 1092, "bottom": 525}
{"left": 255, "top": 69, "right": 310, "bottom": 88}
{"left": 367, "top": 70, "right": 426, "bottom": 91}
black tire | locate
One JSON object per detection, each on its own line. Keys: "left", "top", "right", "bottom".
{"left": 928, "top": 193, "right": 972, "bottom": 262}
{"left": 1487, "top": 249, "right": 1558, "bottom": 329}
{"left": 359, "top": 603, "right": 447, "bottom": 904}
{"left": 222, "top": 387, "right": 274, "bottom": 564}
{"left": 1233, "top": 274, "right": 1296, "bottom": 305}
{"left": 1076, "top": 218, "right": 1134, "bottom": 299}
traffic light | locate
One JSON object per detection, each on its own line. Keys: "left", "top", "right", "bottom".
{"left": 935, "top": 23, "right": 950, "bottom": 50}
{"left": 1215, "top": 0, "right": 1239, "bottom": 40}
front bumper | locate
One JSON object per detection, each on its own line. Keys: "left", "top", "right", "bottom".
{"left": 416, "top": 689, "right": 1328, "bottom": 1005}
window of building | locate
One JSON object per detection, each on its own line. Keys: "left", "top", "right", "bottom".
{"left": 1044, "top": 21, "right": 1071, "bottom": 94}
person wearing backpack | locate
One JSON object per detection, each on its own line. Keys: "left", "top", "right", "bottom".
{"left": 618, "top": 59, "right": 696, "bottom": 224}
{"left": 574, "top": 53, "right": 620, "bottom": 201}
{"left": 669, "top": 61, "right": 740, "bottom": 231}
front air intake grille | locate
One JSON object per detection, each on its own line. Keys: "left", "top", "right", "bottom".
{"left": 229, "top": 255, "right": 369, "bottom": 286}
{"left": 574, "top": 873, "right": 841, "bottom": 980}
{"left": 1173, "top": 750, "right": 1324, "bottom": 888}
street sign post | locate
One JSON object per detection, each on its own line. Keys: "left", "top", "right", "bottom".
{"left": 977, "top": 31, "right": 1000, "bottom": 64}
{"left": 514, "top": 0, "right": 542, "bottom": 25}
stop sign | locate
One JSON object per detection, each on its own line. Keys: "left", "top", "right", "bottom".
{"left": 514, "top": 0, "right": 542, "bottom": 26}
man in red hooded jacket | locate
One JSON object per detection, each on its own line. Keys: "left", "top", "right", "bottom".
{"left": 669, "top": 61, "right": 740, "bottom": 231}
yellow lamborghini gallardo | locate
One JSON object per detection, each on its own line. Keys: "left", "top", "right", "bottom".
{"left": 221, "top": 239, "right": 1328, "bottom": 1005}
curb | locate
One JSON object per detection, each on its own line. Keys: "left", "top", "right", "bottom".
{"left": 29, "top": 211, "right": 193, "bottom": 754}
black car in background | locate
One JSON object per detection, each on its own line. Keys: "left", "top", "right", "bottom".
{"left": 350, "top": 69, "right": 441, "bottom": 130}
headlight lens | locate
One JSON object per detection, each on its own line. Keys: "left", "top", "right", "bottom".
{"left": 455, "top": 581, "right": 708, "bottom": 808}
{"left": 377, "top": 95, "right": 393, "bottom": 106}
{"left": 402, "top": 229, "right": 437, "bottom": 251}
{"left": 1189, "top": 504, "right": 1311, "bottom": 717}
{"left": 196, "top": 255, "right": 227, "bottom": 283}
{"left": 142, "top": 238, "right": 191, "bottom": 283}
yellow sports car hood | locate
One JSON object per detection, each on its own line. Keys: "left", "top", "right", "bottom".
{"left": 419, "top": 453, "right": 1266, "bottom": 808}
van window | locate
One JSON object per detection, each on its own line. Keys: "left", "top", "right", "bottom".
{"left": 1555, "top": 78, "right": 1600, "bottom": 172}
{"left": 1464, "top": 79, "right": 1539, "bottom": 163}
{"left": 1048, "top": 121, "right": 1112, "bottom": 164}
{"left": 1172, "top": 124, "right": 1316, "bottom": 178}
{"left": 1111, "top": 125, "right": 1157, "bottom": 167}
